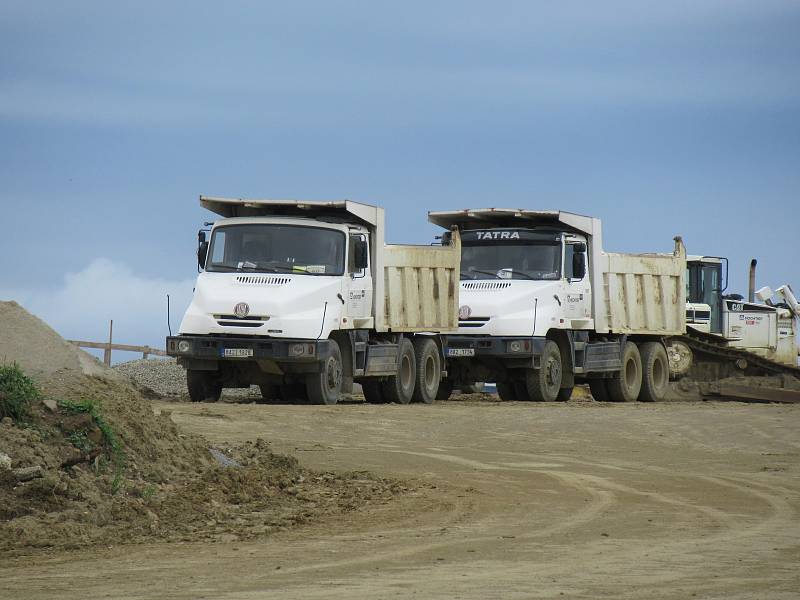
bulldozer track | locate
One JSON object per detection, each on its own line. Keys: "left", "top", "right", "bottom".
{"left": 673, "top": 328, "right": 800, "bottom": 378}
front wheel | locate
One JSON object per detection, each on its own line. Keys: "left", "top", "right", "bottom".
{"left": 187, "top": 370, "right": 222, "bottom": 403}
{"left": 306, "top": 340, "right": 343, "bottom": 405}
{"left": 525, "top": 340, "right": 563, "bottom": 402}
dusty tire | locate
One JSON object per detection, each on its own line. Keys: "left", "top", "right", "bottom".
{"left": 306, "top": 339, "right": 343, "bottom": 405}
{"left": 187, "top": 370, "right": 222, "bottom": 403}
{"left": 412, "top": 337, "right": 440, "bottom": 404}
{"left": 435, "top": 379, "right": 454, "bottom": 401}
{"left": 361, "top": 380, "right": 386, "bottom": 404}
{"left": 513, "top": 381, "right": 531, "bottom": 401}
{"left": 607, "top": 341, "right": 642, "bottom": 402}
{"left": 496, "top": 381, "right": 518, "bottom": 401}
{"left": 556, "top": 386, "right": 574, "bottom": 402}
{"left": 382, "top": 338, "right": 416, "bottom": 404}
{"left": 638, "top": 342, "right": 669, "bottom": 402}
{"left": 525, "top": 340, "right": 562, "bottom": 402}
{"left": 588, "top": 379, "right": 611, "bottom": 402}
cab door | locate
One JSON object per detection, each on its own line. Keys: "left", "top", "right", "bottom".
{"left": 564, "top": 241, "right": 591, "bottom": 324}
{"left": 344, "top": 233, "right": 372, "bottom": 322}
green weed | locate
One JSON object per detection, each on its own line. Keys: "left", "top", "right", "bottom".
{"left": 0, "top": 363, "right": 39, "bottom": 421}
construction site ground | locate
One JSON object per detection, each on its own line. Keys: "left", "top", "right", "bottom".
{"left": 3, "top": 396, "right": 799, "bottom": 600}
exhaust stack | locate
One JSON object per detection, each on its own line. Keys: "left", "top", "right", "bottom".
{"left": 748, "top": 259, "right": 757, "bottom": 303}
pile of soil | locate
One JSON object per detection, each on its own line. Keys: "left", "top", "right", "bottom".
{"left": 0, "top": 301, "right": 404, "bottom": 554}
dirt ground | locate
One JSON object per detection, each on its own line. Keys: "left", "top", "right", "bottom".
{"left": 2, "top": 397, "right": 799, "bottom": 599}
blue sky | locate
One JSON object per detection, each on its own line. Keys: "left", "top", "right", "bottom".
{"left": 1, "top": 1, "right": 799, "bottom": 360}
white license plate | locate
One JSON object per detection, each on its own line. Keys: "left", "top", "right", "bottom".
{"left": 222, "top": 348, "right": 253, "bottom": 358}
{"left": 447, "top": 348, "right": 475, "bottom": 357}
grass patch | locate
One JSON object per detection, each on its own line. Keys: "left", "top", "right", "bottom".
{"left": 0, "top": 363, "right": 39, "bottom": 422}
{"left": 58, "top": 398, "right": 126, "bottom": 493}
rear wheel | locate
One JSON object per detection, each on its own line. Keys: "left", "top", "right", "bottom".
{"left": 526, "top": 340, "right": 562, "bottom": 402}
{"left": 382, "top": 338, "right": 416, "bottom": 404}
{"left": 638, "top": 342, "right": 669, "bottom": 402}
{"left": 187, "top": 370, "right": 222, "bottom": 403}
{"left": 607, "top": 341, "right": 642, "bottom": 402}
{"left": 588, "top": 379, "right": 610, "bottom": 402}
{"left": 412, "top": 338, "right": 440, "bottom": 404}
{"left": 361, "top": 380, "right": 386, "bottom": 404}
{"left": 306, "top": 339, "right": 343, "bottom": 405}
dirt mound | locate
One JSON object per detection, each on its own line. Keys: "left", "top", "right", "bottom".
{"left": 0, "top": 301, "right": 110, "bottom": 380}
{"left": 0, "top": 303, "right": 404, "bottom": 554}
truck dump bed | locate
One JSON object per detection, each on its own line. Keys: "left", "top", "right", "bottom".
{"left": 382, "top": 236, "right": 461, "bottom": 332}
{"left": 601, "top": 244, "right": 686, "bottom": 335}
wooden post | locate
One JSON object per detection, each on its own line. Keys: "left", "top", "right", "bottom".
{"left": 103, "top": 319, "right": 113, "bottom": 366}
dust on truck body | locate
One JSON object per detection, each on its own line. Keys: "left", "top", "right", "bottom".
{"left": 428, "top": 208, "right": 686, "bottom": 402}
{"left": 167, "top": 196, "right": 460, "bottom": 405}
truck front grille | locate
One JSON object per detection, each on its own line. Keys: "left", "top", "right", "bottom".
{"left": 235, "top": 275, "right": 291, "bottom": 286}
{"left": 459, "top": 317, "right": 490, "bottom": 328}
{"left": 461, "top": 281, "right": 511, "bottom": 291}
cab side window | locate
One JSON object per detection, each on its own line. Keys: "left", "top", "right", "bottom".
{"left": 565, "top": 244, "right": 576, "bottom": 279}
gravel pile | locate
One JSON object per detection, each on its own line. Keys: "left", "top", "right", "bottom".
{"left": 113, "top": 358, "right": 259, "bottom": 400}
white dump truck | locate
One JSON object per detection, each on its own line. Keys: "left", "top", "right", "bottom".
{"left": 429, "top": 208, "right": 800, "bottom": 403}
{"left": 428, "top": 208, "right": 687, "bottom": 402}
{"left": 167, "top": 196, "right": 460, "bottom": 404}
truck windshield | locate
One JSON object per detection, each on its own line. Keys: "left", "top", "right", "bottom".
{"left": 461, "top": 243, "right": 561, "bottom": 280}
{"left": 206, "top": 224, "right": 345, "bottom": 275}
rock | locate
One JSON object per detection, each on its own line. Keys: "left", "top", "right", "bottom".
{"left": 13, "top": 465, "right": 43, "bottom": 482}
{"left": 43, "top": 399, "right": 59, "bottom": 413}
{"left": 1, "top": 417, "right": 12, "bottom": 427}
{"left": 0, "top": 451, "right": 11, "bottom": 470}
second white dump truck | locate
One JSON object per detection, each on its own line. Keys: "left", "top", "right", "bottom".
{"left": 428, "top": 208, "right": 687, "bottom": 402}
{"left": 167, "top": 196, "right": 460, "bottom": 405}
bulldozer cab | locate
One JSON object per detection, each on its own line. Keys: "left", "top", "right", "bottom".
{"left": 687, "top": 256, "right": 727, "bottom": 334}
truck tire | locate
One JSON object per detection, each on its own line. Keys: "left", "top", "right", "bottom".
{"left": 412, "top": 337, "right": 440, "bottom": 404}
{"left": 607, "top": 341, "right": 642, "bottom": 402}
{"left": 638, "top": 342, "right": 669, "bottom": 402}
{"left": 588, "top": 379, "right": 610, "bottom": 402}
{"left": 435, "top": 379, "right": 454, "bottom": 401}
{"left": 382, "top": 338, "right": 416, "bottom": 404}
{"left": 306, "top": 339, "right": 343, "bottom": 405}
{"left": 361, "top": 380, "right": 386, "bottom": 404}
{"left": 525, "top": 340, "right": 562, "bottom": 402}
{"left": 187, "top": 370, "right": 222, "bottom": 403}
{"left": 258, "top": 384, "right": 280, "bottom": 403}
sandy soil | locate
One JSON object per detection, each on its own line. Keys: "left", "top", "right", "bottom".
{"left": 3, "top": 398, "right": 799, "bottom": 599}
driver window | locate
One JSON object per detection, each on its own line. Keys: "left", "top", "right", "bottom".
{"left": 565, "top": 244, "right": 575, "bottom": 279}
{"left": 348, "top": 235, "right": 367, "bottom": 276}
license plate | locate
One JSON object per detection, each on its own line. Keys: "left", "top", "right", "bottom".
{"left": 447, "top": 348, "right": 475, "bottom": 357}
{"left": 222, "top": 348, "right": 253, "bottom": 358}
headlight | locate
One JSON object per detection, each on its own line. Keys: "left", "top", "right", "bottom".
{"left": 289, "top": 343, "right": 316, "bottom": 357}
{"left": 178, "top": 340, "right": 191, "bottom": 353}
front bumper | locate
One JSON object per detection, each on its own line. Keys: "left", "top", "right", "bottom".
{"left": 166, "top": 335, "right": 333, "bottom": 364}
{"left": 444, "top": 335, "right": 547, "bottom": 359}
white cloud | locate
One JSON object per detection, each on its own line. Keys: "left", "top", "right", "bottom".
{"left": 1, "top": 259, "right": 195, "bottom": 363}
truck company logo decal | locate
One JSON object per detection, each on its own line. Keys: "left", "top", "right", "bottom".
{"left": 476, "top": 231, "right": 520, "bottom": 240}
{"left": 234, "top": 302, "right": 250, "bottom": 318}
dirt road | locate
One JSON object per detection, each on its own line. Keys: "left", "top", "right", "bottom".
{"left": 3, "top": 399, "right": 799, "bottom": 599}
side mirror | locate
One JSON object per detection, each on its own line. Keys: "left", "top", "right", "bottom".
{"left": 573, "top": 242, "right": 587, "bottom": 253}
{"left": 572, "top": 251, "right": 586, "bottom": 280}
{"left": 197, "top": 231, "right": 208, "bottom": 269}
{"left": 353, "top": 239, "right": 369, "bottom": 271}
